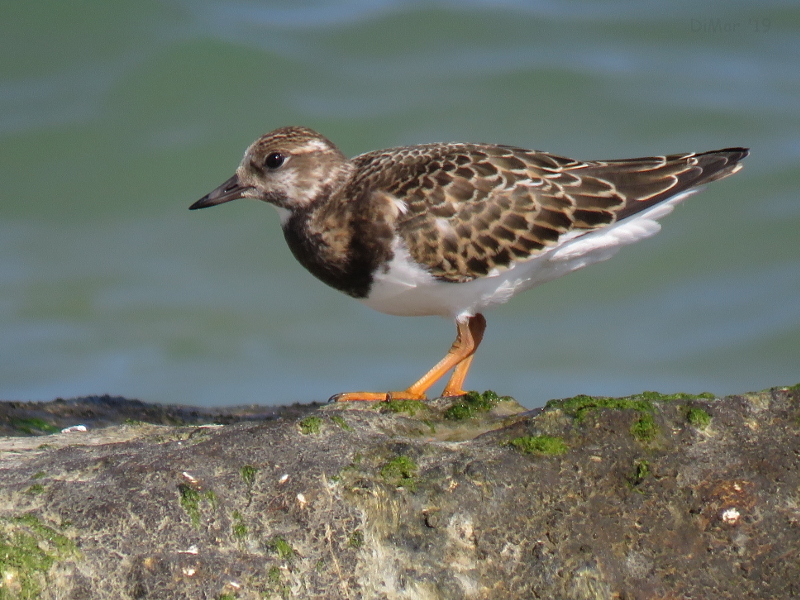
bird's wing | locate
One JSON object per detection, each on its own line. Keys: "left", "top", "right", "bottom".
{"left": 355, "top": 143, "right": 747, "bottom": 282}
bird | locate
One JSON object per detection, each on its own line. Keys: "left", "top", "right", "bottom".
{"left": 190, "top": 126, "right": 748, "bottom": 402}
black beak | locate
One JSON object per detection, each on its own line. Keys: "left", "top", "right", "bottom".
{"left": 190, "top": 174, "right": 251, "bottom": 210}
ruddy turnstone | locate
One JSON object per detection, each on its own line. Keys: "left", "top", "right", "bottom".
{"left": 190, "top": 126, "right": 748, "bottom": 402}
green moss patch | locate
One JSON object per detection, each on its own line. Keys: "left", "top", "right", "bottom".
{"left": 25, "top": 483, "right": 45, "bottom": 496}
{"left": 380, "top": 455, "right": 418, "bottom": 491}
{"left": 13, "top": 514, "right": 75, "bottom": 557}
{"left": 549, "top": 391, "right": 715, "bottom": 424}
{"left": 268, "top": 565, "right": 282, "bottom": 581}
{"left": 509, "top": 435, "right": 568, "bottom": 456}
{"left": 240, "top": 465, "right": 257, "bottom": 487}
{"left": 631, "top": 413, "right": 657, "bottom": 442}
{"left": 629, "top": 459, "right": 651, "bottom": 486}
{"left": 8, "top": 417, "right": 60, "bottom": 436}
{"left": 546, "top": 395, "right": 653, "bottom": 422}
{"left": 267, "top": 536, "right": 296, "bottom": 561}
{"left": 298, "top": 416, "right": 322, "bottom": 435}
{"left": 444, "top": 390, "right": 509, "bottom": 420}
{"left": 631, "top": 391, "right": 715, "bottom": 402}
{"left": 380, "top": 399, "right": 426, "bottom": 416}
{"left": 330, "top": 415, "right": 352, "bottom": 430}
{"left": 0, "top": 514, "right": 76, "bottom": 600}
{"left": 231, "top": 511, "right": 247, "bottom": 541}
{"left": 178, "top": 484, "right": 217, "bottom": 528}
{"left": 685, "top": 407, "right": 711, "bottom": 429}
{"left": 547, "top": 392, "right": 684, "bottom": 442}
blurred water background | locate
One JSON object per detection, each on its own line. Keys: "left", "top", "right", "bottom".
{"left": 2, "top": 0, "right": 799, "bottom": 408}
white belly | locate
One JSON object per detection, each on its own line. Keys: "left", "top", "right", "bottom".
{"left": 359, "top": 191, "right": 695, "bottom": 320}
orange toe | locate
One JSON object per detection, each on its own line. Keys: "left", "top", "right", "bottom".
{"left": 330, "top": 390, "right": 427, "bottom": 403}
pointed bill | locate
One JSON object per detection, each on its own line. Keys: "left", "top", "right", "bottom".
{"left": 190, "top": 174, "right": 251, "bottom": 210}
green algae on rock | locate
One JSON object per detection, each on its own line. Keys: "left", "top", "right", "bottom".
{"left": 685, "top": 406, "right": 712, "bottom": 429}
{"left": 298, "top": 416, "right": 323, "bottom": 434}
{"left": 0, "top": 514, "right": 77, "bottom": 600}
{"left": 443, "top": 390, "right": 510, "bottom": 420}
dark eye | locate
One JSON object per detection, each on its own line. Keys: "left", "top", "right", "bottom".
{"left": 264, "top": 152, "right": 285, "bottom": 170}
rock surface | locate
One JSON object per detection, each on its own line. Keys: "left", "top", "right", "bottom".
{"left": 1, "top": 386, "right": 799, "bottom": 599}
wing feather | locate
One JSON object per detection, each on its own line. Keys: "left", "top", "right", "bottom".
{"left": 352, "top": 144, "right": 748, "bottom": 282}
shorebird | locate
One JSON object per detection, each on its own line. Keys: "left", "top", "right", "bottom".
{"left": 191, "top": 126, "right": 747, "bottom": 401}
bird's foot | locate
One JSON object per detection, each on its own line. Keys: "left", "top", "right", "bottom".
{"left": 329, "top": 390, "right": 427, "bottom": 403}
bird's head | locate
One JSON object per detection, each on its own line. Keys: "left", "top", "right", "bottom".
{"left": 190, "top": 126, "right": 351, "bottom": 220}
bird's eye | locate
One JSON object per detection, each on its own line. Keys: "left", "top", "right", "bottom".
{"left": 264, "top": 152, "right": 285, "bottom": 170}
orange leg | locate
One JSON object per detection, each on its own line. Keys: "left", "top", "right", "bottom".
{"left": 442, "top": 355, "right": 475, "bottom": 397}
{"left": 332, "top": 314, "right": 487, "bottom": 402}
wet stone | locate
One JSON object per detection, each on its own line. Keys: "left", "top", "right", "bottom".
{"left": 1, "top": 386, "right": 799, "bottom": 599}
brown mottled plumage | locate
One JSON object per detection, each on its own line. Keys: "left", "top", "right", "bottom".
{"left": 191, "top": 126, "right": 748, "bottom": 401}
{"left": 351, "top": 141, "right": 745, "bottom": 283}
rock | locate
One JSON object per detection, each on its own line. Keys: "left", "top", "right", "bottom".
{"left": 1, "top": 386, "right": 799, "bottom": 599}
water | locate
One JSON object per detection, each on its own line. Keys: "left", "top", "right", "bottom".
{"left": 2, "top": 0, "right": 799, "bottom": 408}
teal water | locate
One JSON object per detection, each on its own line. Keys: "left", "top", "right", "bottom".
{"left": 2, "top": 1, "right": 799, "bottom": 408}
